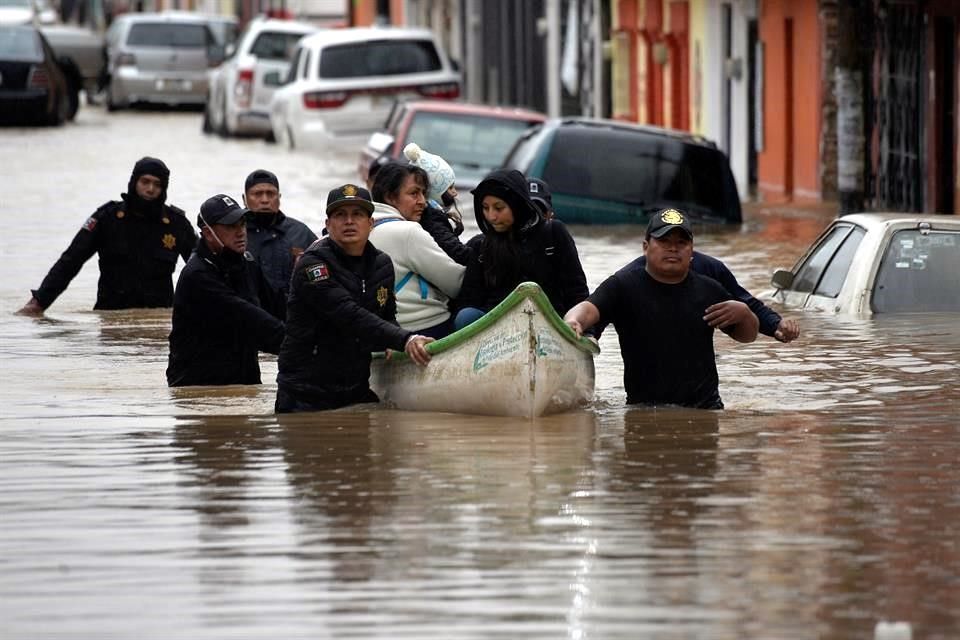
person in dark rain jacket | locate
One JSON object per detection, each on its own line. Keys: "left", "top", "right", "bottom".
{"left": 275, "top": 184, "right": 434, "bottom": 413}
{"left": 18, "top": 157, "right": 196, "bottom": 315}
{"left": 166, "top": 194, "right": 285, "bottom": 387}
{"left": 241, "top": 169, "right": 317, "bottom": 306}
{"left": 453, "top": 169, "right": 589, "bottom": 329}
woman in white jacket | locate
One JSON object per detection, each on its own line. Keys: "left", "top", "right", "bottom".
{"left": 370, "top": 162, "right": 465, "bottom": 338}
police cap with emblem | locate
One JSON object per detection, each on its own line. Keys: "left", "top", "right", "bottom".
{"left": 326, "top": 184, "right": 374, "bottom": 215}
{"left": 197, "top": 194, "right": 249, "bottom": 228}
{"left": 646, "top": 208, "right": 693, "bottom": 240}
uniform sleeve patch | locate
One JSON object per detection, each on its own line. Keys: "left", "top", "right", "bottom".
{"left": 305, "top": 263, "right": 329, "bottom": 283}
{"left": 81, "top": 217, "right": 97, "bottom": 232}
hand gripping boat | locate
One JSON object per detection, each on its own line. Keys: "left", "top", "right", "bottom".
{"left": 370, "top": 282, "right": 599, "bottom": 418}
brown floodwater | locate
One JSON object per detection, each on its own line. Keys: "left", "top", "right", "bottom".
{"left": 1, "top": 109, "right": 957, "bottom": 639}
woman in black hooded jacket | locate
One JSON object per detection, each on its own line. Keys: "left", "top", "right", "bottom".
{"left": 452, "top": 169, "right": 589, "bottom": 329}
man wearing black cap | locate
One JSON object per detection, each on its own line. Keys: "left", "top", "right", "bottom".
{"left": 17, "top": 156, "right": 196, "bottom": 315}
{"left": 564, "top": 208, "right": 759, "bottom": 409}
{"left": 166, "top": 194, "right": 285, "bottom": 387}
{"left": 275, "top": 184, "right": 433, "bottom": 413}
{"left": 242, "top": 169, "right": 317, "bottom": 305}
{"left": 528, "top": 177, "right": 555, "bottom": 220}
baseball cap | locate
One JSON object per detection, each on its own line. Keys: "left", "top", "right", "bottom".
{"left": 198, "top": 194, "right": 249, "bottom": 227}
{"left": 646, "top": 208, "right": 693, "bottom": 239}
{"left": 326, "top": 183, "right": 374, "bottom": 215}
{"left": 528, "top": 177, "right": 552, "bottom": 213}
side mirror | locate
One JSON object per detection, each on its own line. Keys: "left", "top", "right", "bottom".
{"left": 263, "top": 70, "right": 284, "bottom": 87}
{"left": 771, "top": 268, "right": 795, "bottom": 290}
{"left": 367, "top": 131, "right": 395, "bottom": 155}
{"left": 207, "top": 43, "right": 226, "bottom": 66}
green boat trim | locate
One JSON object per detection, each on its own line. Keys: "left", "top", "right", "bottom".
{"left": 373, "top": 281, "right": 600, "bottom": 362}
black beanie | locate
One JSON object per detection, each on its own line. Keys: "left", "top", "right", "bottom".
{"left": 244, "top": 169, "right": 280, "bottom": 193}
{"left": 472, "top": 169, "right": 539, "bottom": 234}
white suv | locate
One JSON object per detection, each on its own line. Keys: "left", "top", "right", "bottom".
{"left": 269, "top": 27, "right": 460, "bottom": 150}
{"left": 204, "top": 16, "right": 316, "bottom": 137}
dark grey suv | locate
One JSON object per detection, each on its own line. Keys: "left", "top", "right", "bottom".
{"left": 503, "top": 118, "right": 742, "bottom": 225}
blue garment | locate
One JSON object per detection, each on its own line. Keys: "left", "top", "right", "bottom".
{"left": 623, "top": 251, "right": 783, "bottom": 338}
{"left": 246, "top": 211, "right": 317, "bottom": 298}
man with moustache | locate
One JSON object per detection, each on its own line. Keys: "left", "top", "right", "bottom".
{"left": 18, "top": 157, "right": 196, "bottom": 315}
{"left": 166, "top": 194, "right": 285, "bottom": 387}
{"left": 275, "top": 184, "right": 433, "bottom": 413}
{"left": 242, "top": 169, "right": 317, "bottom": 305}
{"left": 564, "top": 208, "right": 759, "bottom": 409}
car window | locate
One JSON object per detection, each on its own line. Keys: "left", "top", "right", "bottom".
{"left": 300, "top": 48, "right": 311, "bottom": 79}
{"left": 540, "top": 127, "right": 737, "bottom": 219}
{"left": 126, "top": 23, "right": 210, "bottom": 48}
{"left": 872, "top": 229, "right": 960, "bottom": 312}
{"left": 504, "top": 126, "right": 552, "bottom": 172}
{"left": 407, "top": 112, "right": 539, "bottom": 173}
{"left": 250, "top": 31, "right": 307, "bottom": 61}
{"left": 813, "top": 226, "right": 866, "bottom": 297}
{"left": 285, "top": 46, "right": 302, "bottom": 83}
{"left": 0, "top": 27, "right": 42, "bottom": 62}
{"left": 318, "top": 39, "right": 441, "bottom": 78}
{"left": 789, "top": 224, "right": 855, "bottom": 293}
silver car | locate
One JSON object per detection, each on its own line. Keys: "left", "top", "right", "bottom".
{"left": 105, "top": 12, "right": 222, "bottom": 110}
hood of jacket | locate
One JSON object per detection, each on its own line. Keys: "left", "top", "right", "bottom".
{"left": 471, "top": 169, "right": 541, "bottom": 236}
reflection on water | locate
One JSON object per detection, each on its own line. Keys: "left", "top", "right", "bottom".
{"left": 2, "top": 113, "right": 958, "bottom": 638}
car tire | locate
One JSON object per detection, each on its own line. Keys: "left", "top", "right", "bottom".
{"left": 202, "top": 95, "right": 213, "bottom": 133}
{"left": 106, "top": 83, "right": 121, "bottom": 112}
{"left": 47, "top": 90, "right": 68, "bottom": 126}
{"left": 217, "top": 95, "right": 229, "bottom": 137}
{"left": 286, "top": 126, "right": 295, "bottom": 150}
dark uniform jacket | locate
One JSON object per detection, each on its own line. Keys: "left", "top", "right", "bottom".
{"left": 245, "top": 211, "right": 317, "bottom": 300}
{"left": 166, "top": 242, "right": 285, "bottom": 387}
{"left": 32, "top": 197, "right": 196, "bottom": 310}
{"left": 419, "top": 204, "right": 471, "bottom": 266}
{"left": 456, "top": 218, "right": 589, "bottom": 316}
{"left": 277, "top": 236, "right": 411, "bottom": 405}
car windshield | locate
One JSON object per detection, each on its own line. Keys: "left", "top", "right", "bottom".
{"left": 250, "top": 31, "right": 307, "bottom": 61}
{"left": 872, "top": 228, "right": 960, "bottom": 312}
{"left": 406, "top": 112, "right": 539, "bottom": 175}
{"left": 318, "top": 39, "right": 441, "bottom": 78}
{"left": 0, "top": 26, "right": 42, "bottom": 62}
{"left": 127, "top": 23, "right": 209, "bottom": 48}
{"left": 541, "top": 127, "right": 738, "bottom": 219}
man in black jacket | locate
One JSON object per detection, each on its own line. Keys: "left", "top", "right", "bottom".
{"left": 275, "top": 184, "right": 433, "bottom": 413}
{"left": 18, "top": 157, "right": 196, "bottom": 315}
{"left": 166, "top": 194, "right": 285, "bottom": 387}
{"left": 242, "top": 169, "right": 317, "bottom": 305}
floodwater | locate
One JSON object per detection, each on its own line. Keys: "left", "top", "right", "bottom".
{"left": 1, "top": 109, "right": 958, "bottom": 639}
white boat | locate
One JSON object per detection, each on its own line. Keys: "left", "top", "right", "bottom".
{"left": 370, "top": 282, "right": 599, "bottom": 418}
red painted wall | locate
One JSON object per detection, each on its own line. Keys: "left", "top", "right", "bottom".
{"left": 758, "top": 0, "right": 822, "bottom": 202}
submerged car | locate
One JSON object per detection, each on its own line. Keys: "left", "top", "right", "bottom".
{"left": 105, "top": 12, "right": 224, "bottom": 110}
{"left": 767, "top": 213, "right": 960, "bottom": 314}
{"left": 358, "top": 99, "right": 546, "bottom": 191}
{"left": 204, "top": 16, "right": 316, "bottom": 137}
{"left": 503, "top": 118, "right": 742, "bottom": 225}
{"left": 269, "top": 26, "right": 460, "bottom": 149}
{"left": 0, "top": 23, "right": 71, "bottom": 125}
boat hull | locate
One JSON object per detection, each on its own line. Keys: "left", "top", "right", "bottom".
{"left": 370, "top": 283, "right": 598, "bottom": 418}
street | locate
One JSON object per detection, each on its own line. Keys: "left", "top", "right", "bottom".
{"left": 1, "top": 107, "right": 958, "bottom": 639}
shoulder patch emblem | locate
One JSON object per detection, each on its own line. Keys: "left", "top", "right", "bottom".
{"left": 306, "top": 263, "right": 329, "bottom": 283}
{"left": 377, "top": 286, "right": 389, "bottom": 307}
{"left": 82, "top": 217, "right": 98, "bottom": 232}
{"left": 162, "top": 233, "right": 176, "bottom": 250}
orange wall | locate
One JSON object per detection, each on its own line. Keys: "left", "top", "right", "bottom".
{"left": 758, "top": 0, "right": 822, "bottom": 202}
{"left": 351, "top": 0, "right": 405, "bottom": 26}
